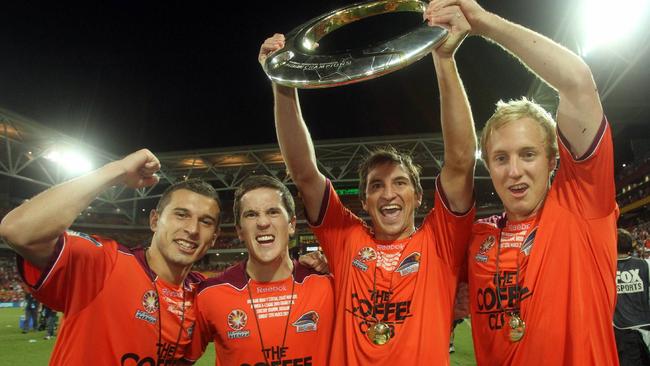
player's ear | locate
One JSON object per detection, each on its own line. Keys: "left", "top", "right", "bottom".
{"left": 149, "top": 209, "right": 159, "bottom": 232}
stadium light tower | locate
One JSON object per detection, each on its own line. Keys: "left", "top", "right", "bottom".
{"left": 45, "top": 148, "right": 93, "bottom": 175}
{"left": 580, "top": 0, "right": 649, "bottom": 56}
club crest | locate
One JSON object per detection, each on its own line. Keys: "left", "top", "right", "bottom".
{"left": 396, "top": 252, "right": 420, "bottom": 276}
{"left": 292, "top": 311, "right": 319, "bottom": 333}
{"left": 475, "top": 235, "right": 496, "bottom": 263}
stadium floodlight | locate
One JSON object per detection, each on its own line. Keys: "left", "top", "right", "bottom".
{"left": 580, "top": 0, "right": 648, "bottom": 56}
{"left": 44, "top": 148, "right": 93, "bottom": 175}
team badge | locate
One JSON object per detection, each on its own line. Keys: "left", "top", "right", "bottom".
{"left": 475, "top": 235, "right": 495, "bottom": 263}
{"left": 227, "top": 309, "right": 248, "bottom": 330}
{"left": 520, "top": 228, "right": 537, "bottom": 256}
{"left": 292, "top": 311, "right": 319, "bottom": 333}
{"left": 352, "top": 246, "right": 377, "bottom": 272}
{"left": 227, "top": 309, "right": 251, "bottom": 339}
{"left": 142, "top": 290, "right": 159, "bottom": 313}
{"left": 396, "top": 252, "right": 420, "bottom": 276}
{"left": 358, "top": 247, "right": 377, "bottom": 261}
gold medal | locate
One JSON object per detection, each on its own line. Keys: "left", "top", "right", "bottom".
{"left": 367, "top": 322, "right": 392, "bottom": 345}
{"left": 508, "top": 314, "right": 526, "bottom": 342}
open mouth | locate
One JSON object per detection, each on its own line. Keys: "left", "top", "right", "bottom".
{"left": 508, "top": 183, "right": 529, "bottom": 196}
{"left": 174, "top": 239, "right": 198, "bottom": 253}
{"left": 380, "top": 204, "right": 402, "bottom": 218}
{"left": 256, "top": 234, "right": 275, "bottom": 246}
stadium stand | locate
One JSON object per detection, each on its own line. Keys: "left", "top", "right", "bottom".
{"left": 616, "top": 155, "right": 650, "bottom": 258}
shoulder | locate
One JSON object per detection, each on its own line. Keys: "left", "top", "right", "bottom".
{"left": 197, "top": 262, "right": 247, "bottom": 294}
{"left": 117, "top": 244, "right": 142, "bottom": 256}
{"left": 473, "top": 214, "right": 504, "bottom": 231}
{"left": 65, "top": 230, "right": 120, "bottom": 250}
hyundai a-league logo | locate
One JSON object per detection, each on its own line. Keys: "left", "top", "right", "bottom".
{"left": 227, "top": 309, "right": 250, "bottom": 339}
{"left": 227, "top": 309, "right": 248, "bottom": 331}
{"left": 352, "top": 246, "right": 377, "bottom": 272}
{"left": 358, "top": 247, "right": 377, "bottom": 262}
{"left": 142, "top": 290, "right": 159, "bottom": 314}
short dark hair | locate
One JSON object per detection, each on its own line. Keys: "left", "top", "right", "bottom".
{"left": 357, "top": 146, "right": 423, "bottom": 202}
{"left": 233, "top": 175, "right": 295, "bottom": 227}
{"left": 156, "top": 179, "right": 221, "bottom": 224}
{"left": 617, "top": 228, "right": 635, "bottom": 255}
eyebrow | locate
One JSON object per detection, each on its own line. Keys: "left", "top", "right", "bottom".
{"left": 173, "top": 207, "right": 217, "bottom": 222}
{"left": 491, "top": 145, "right": 540, "bottom": 156}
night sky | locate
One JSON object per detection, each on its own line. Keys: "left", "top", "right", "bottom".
{"left": 1, "top": 0, "right": 648, "bottom": 165}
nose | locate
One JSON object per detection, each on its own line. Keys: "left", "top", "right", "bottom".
{"left": 380, "top": 184, "right": 397, "bottom": 201}
{"left": 184, "top": 218, "right": 200, "bottom": 238}
{"left": 256, "top": 214, "right": 271, "bottom": 229}
{"left": 507, "top": 158, "right": 523, "bottom": 178}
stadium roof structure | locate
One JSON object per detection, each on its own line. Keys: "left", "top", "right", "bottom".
{"left": 0, "top": 106, "right": 499, "bottom": 233}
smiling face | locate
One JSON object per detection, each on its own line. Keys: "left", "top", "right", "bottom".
{"left": 236, "top": 187, "right": 296, "bottom": 268}
{"left": 149, "top": 189, "right": 220, "bottom": 271}
{"left": 362, "top": 162, "right": 422, "bottom": 241}
{"left": 485, "top": 117, "right": 557, "bottom": 222}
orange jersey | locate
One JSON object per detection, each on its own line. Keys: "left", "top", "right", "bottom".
{"left": 310, "top": 178, "right": 475, "bottom": 365}
{"left": 185, "top": 260, "right": 334, "bottom": 365}
{"left": 17, "top": 231, "right": 202, "bottom": 366}
{"left": 468, "top": 118, "right": 619, "bottom": 366}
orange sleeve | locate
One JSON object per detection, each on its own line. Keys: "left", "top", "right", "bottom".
{"left": 309, "top": 180, "right": 366, "bottom": 275}
{"left": 423, "top": 176, "right": 475, "bottom": 269}
{"left": 16, "top": 231, "right": 117, "bottom": 316}
{"left": 554, "top": 116, "right": 616, "bottom": 219}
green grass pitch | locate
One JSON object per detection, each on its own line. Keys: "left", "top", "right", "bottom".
{"left": 0, "top": 308, "right": 476, "bottom": 365}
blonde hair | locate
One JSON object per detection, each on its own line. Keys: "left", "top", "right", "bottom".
{"left": 480, "top": 97, "right": 558, "bottom": 167}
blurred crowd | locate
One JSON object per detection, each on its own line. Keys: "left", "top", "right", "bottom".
{"left": 0, "top": 257, "right": 23, "bottom": 303}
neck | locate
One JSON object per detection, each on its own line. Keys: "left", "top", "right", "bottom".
{"left": 145, "top": 247, "right": 190, "bottom": 286}
{"left": 246, "top": 252, "right": 294, "bottom": 282}
{"left": 618, "top": 253, "right": 631, "bottom": 259}
{"left": 505, "top": 185, "right": 550, "bottom": 222}
{"left": 374, "top": 225, "right": 416, "bottom": 241}
{"left": 505, "top": 200, "right": 544, "bottom": 223}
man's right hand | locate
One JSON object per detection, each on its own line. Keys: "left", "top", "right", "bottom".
{"left": 258, "top": 33, "right": 285, "bottom": 69}
{"left": 0, "top": 148, "right": 162, "bottom": 269}
{"left": 115, "top": 149, "right": 161, "bottom": 189}
{"left": 426, "top": 0, "right": 490, "bottom": 36}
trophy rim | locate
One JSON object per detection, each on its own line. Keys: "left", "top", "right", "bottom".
{"left": 264, "top": 0, "right": 448, "bottom": 89}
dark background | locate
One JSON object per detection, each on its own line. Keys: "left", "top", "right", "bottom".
{"left": 1, "top": 0, "right": 648, "bottom": 165}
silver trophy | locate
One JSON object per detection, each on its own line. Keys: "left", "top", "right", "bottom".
{"left": 264, "top": 0, "right": 448, "bottom": 88}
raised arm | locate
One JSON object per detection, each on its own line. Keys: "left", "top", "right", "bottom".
{"left": 0, "top": 149, "right": 160, "bottom": 269}
{"left": 441, "top": 0, "right": 603, "bottom": 157}
{"left": 259, "top": 34, "right": 326, "bottom": 222}
{"left": 425, "top": 3, "right": 476, "bottom": 213}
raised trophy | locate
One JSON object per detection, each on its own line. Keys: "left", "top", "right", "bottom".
{"left": 263, "top": 0, "right": 448, "bottom": 88}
